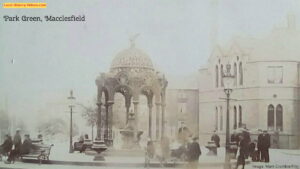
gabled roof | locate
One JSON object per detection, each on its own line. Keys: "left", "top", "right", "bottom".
{"left": 208, "top": 26, "right": 300, "bottom": 62}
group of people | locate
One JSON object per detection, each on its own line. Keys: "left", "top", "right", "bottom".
{"left": 209, "top": 129, "right": 271, "bottom": 169}
{"left": 0, "top": 129, "right": 41, "bottom": 164}
{"left": 145, "top": 135, "right": 201, "bottom": 169}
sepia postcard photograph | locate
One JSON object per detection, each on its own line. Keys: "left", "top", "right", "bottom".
{"left": 0, "top": 0, "right": 300, "bottom": 169}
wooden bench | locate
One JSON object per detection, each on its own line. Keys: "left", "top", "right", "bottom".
{"left": 21, "top": 144, "right": 53, "bottom": 164}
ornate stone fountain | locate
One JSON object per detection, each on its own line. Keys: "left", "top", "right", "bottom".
{"left": 95, "top": 37, "right": 168, "bottom": 151}
{"left": 119, "top": 111, "right": 143, "bottom": 149}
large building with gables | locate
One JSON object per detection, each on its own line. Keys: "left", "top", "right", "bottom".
{"left": 198, "top": 16, "right": 300, "bottom": 149}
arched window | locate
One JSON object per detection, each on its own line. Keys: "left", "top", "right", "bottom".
{"left": 234, "top": 63, "right": 237, "bottom": 86}
{"left": 268, "top": 105, "right": 275, "bottom": 130}
{"left": 215, "top": 107, "right": 218, "bottom": 130}
{"left": 221, "top": 64, "right": 224, "bottom": 87}
{"left": 239, "top": 106, "right": 242, "bottom": 128}
{"left": 276, "top": 104, "right": 283, "bottom": 131}
{"left": 233, "top": 106, "right": 237, "bottom": 129}
{"left": 220, "top": 106, "right": 223, "bottom": 131}
{"left": 216, "top": 65, "right": 219, "bottom": 88}
{"left": 239, "top": 62, "right": 243, "bottom": 85}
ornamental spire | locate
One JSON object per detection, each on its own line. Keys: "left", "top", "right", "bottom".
{"left": 129, "top": 33, "right": 140, "bottom": 48}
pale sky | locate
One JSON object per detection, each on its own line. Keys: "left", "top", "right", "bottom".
{"left": 0, "top": 0, "right": 299, "bottom": 130}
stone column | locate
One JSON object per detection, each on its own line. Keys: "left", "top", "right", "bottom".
{"left": 161, "top": 102, "right": 166, "bottom": 139}
{"left": 156, "top": 102, "right": 161, "bottom": 140}
{"left": 148, "top": 103, "right": 153, "bottom": 139}
{"left": 105, "top": 101, "right": 114, "bottom": 145}
{"left": 108, "top": 101, "right": 114, "bottom": 145}
{"left": 126, "top": 105, "right": 130, "bottom": 125}
{"left": 104, "top": 103, "right": 109, "bottom": 143}
{"left": 125, "top": 97, "right": 131, "bottom": 125}
{"left": 96, "top": 102, "right": 102, "bottom": 140}
{"left": 133, "top": 101, "right": 139, "bottom": 126}
{"left": 133, "top": 101, "right": 139, "bottom": 141}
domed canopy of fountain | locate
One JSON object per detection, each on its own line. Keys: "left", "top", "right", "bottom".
{"left": 95, "top": 37, "right": 168, "bottom": 148}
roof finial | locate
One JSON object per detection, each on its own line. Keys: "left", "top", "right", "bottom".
{"left": 129, "top": 33, "right": 140, "bottom": 48}
{"left": 287, "top": 13, "right": 296, "bottom": 30}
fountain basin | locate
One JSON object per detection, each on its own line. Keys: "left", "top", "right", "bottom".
{"left": 120, "top": 129, "right": 143, "bottom": 149}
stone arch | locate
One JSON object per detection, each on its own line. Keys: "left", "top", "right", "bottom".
{"left": 114, "top": 85, "right": 133, "bottom": 97}
{"left": 268, "top": 104, "right": 275, "bottom": 130}
{"left": 215, "top": 65, "right": 219, "bottom": 88}
{"left": 233, "top": 106, "right": 237, "bottom": 129}
{"left": 97, "top": 86, "right": 109, "bottom": 103}
{"left": 239, "top": 62, "right": 243, "bottom": 85}
{"left": 276, "top": 104, "right": 283, "bottom": 131}
{"left": 234, "top": 62, "right": 237, "bottom": 86}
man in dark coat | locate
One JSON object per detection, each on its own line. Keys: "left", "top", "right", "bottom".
{"left": 231, "top": 131, "right": 240, "bottom": 158}
{"left": 211, "top": 131, "right": 220, "bottom": 148}
{"left": 20, "top": 134, "right": 33, "bottom": 154}
{"left": 235, "top": 135, "right": 247, "bottom": 169}
{"left": 258, "top": 130, "right": 270, "bottom": 162}
{"left": 13, "top": 130, "right": 22, "bottom": 155}
{"left": 257, "top": 130, "right": 263, "bottom": 161}
{"left": 211, "top": 131, "right": 220, "bottom": 155}
{"left": 186, "top": 137, "right": 201, "bottom": 169}
{"left": 0, "top": 135, "right": 13, "bottom": 155}
{"left": 242, "top": 128, "right": 251, "bottom": 158}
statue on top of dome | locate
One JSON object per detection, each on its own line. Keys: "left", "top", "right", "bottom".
{"left": 129, "top": 33, "right": 140, "bottom": 48}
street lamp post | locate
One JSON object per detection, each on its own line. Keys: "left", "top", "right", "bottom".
{"left": 68, "top": 90, "right": 76, "bottom": 153}
{"left": 223, "top": 64, "right": 235, "bottom": 169}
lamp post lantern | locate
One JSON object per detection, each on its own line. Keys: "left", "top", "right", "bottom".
{"left": 68, "top": 90, "right": 76, "bottom": 153}
{"left": 223, "top": 64, "right": 235, "bottom": 169}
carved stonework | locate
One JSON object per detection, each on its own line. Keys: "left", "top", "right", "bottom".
{"left": 95, "top": 40, "right": 168, "bottom": 146}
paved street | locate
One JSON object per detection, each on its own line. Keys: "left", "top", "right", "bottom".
{"left": 0, "top": 144, "right": 299, "bottom": 169}
{"left": 1, "top": 162, "right": 300, "bottom": 169}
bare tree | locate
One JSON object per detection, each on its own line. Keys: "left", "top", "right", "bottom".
{"left": 0, "top": 110, "right": 9, "bottom": 142}
{"left": 77, "top": 103, "right": 97, "bottom": 141}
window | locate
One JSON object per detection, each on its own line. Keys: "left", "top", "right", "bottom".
{"left": 267, "top": 66, "right": 283, "bottom": 84}
{"left": 234, "top": 63, "right": 237, "bottom": 86}
{"left": 276, "top": 104, "right": 283, "bottom": 131}
{"left": 239, "top": 62, "right": 243, "bottom": 85}
{"left": 233, "top": 106, "right": 237, "bottom": 129}
{"left": 216, "top": 65, "right": 219, "bottom": 88}
{"left": 238, "top": 106, "right": 242, "bottom": 128}
{"left": 215, "top": 107, "right": 218, "bottom": 130}
{"left": 221, "top": 65, "right": 224, "bottom": 87}
{"left": 268, "top": 105, "right": 275, "bottom": 130}
{"left": 220, "top": 106, "right": 223, "bottom": 131}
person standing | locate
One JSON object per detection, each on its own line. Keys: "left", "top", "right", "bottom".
{"left": 242, "top": 127, "right": 251, "bottom": 159}
{"left": 13, "top": 129, "right": 22, "bottom": 156}
{"left": 211, "top": 131, "right": 220, "bottom": 147}
{"left": 0, "top": 135, "right": 13, "bottom": 159}
{"left": 257, "top": 130, "right": 263, "bottom": 161}
{"left": 186, "top": 137, "right": 201, "bottom": 169}
{"left": 211, "top": 131, "right": 220, "bottom": 155}
{"left": 258, "top": 130, "right": 270, "bottom": 162}
{"left": 160, "top": 136, "right": 170, "bottom": 166}
{"left": 231, "top": 131, "right": 239, "bottom": 158}
{"left": 145, "top": 139, "right": 155, "bottom": 169}
{"left": 235, "top": 135, "right": 247, "bottom": 169}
